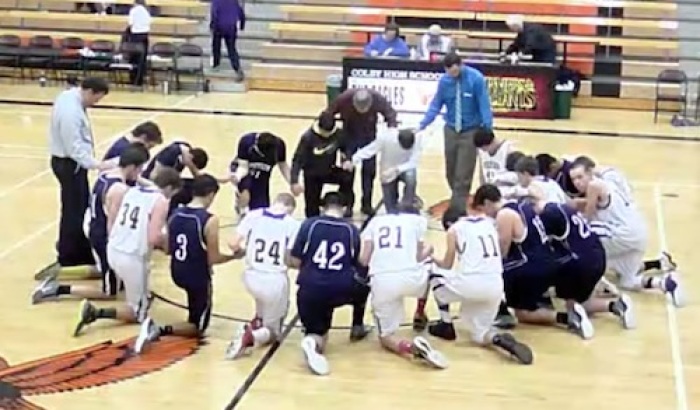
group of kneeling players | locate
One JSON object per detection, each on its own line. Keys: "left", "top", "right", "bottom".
{"left": 31, "top": 121, "right": 685, "bottom": 376}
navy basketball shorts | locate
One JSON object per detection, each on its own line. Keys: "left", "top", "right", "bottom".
{"left": 503, "top": 264, "right": 556, "bottom": 311}
{"left": 172, "top": 274, "right": 213, "bottom": 333}
{"left": 237, "top": 176, "right": 270, "bottom": 210}
{"left": 297, "top": 285, "right": 354, "bottom": 336}
{"left": 89, "top": 234, "right": 119, "bottom": 296}
{"left": 554, "top": 250, "right": 607, "bottom": 303}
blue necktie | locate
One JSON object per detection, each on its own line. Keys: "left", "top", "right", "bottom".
{"left": 455, "top": 77, "right": 462, "bottom": 133}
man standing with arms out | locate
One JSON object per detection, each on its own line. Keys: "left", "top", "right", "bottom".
{"left": 210, "top": 0, "right": 246, "bottom": 81}
{"left": 325, "top": 88, "right": 398, "bottom": 217}
{"left": 49, "top": 77, "right": 112, "bottom": 274}
{"left": 419, "top": 53, "right": 493, "bottom": 212}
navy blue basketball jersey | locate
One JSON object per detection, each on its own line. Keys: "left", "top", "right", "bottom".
{"left": 554, "top": 159, "right": 580, "bottom": 197}
{"left": 88, "top": 174, "right": 123, "bottom": 240}
{"left": 502, "top": 201, "right": 555, "bottom": 271}
{"left": 539, "top": 202, "right": 603, "bottom": 263}
{"left": 232, "top": 133, "right": 286, "bottom": 185}
{"left": 291, "top": 215, "right": 360, "bottom": 290}
{"left": 143, "top": 142, "right": 191, "bottom": 179}
{"left": 169, "top": 206, "right": 213, "bottom": 285}
{"left": 103, "top": 136, "right": 131, "bottom": 161}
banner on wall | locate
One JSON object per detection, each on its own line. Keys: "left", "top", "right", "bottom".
{"left": 342, "top": 57, "right": 557, "bottom": 120}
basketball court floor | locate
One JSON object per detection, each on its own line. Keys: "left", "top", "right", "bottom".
{"left": 0, "top": 83, "right": 697, "bottom": 410}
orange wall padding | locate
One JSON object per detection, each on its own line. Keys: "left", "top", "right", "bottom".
{"left": 355, "top": 0, "right": 596, "bottom": 74}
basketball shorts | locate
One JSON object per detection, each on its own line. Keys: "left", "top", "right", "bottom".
{"left": 243, "top": 270, "right": 290, "bottom": 335}
{"left": 554, "top": 250, "right": 606, "bottom": 303}
{"left": 430, "top": 271, "right": 504, "bottom": 344}
{"left": 237, "top": 176, "right": 270, "bottom": 210}
{"left": 370, "top": 269, "right": 428, "bottom": 337}
{"left": 88, "top": 232, "right": 119, "bottom": 296}
{"left": 503, "top": 263, "right": 556, "bottom": 311}
{"left": 296, "top": 279, "right": 359, "bottom": 336}
{"left": 172, "top": 274, "right": 212, "bottom": 333}
{"left": 107, "top": 246, "right": 151, "bottom": 323}
{"left": 592, "top": 223, "right": 647, "bottom": 289}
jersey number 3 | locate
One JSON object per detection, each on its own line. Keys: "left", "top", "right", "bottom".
{"left": 119, "top": 204, "right": 141, "bottom": 229}
{"left": 312, "top": 240, "right": 346, "bottom": 271}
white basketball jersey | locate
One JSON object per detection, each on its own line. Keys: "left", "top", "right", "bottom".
{"left": 108, "top": 187, "right": 161, "bottom": 256}
{"left": 479, "top": 140, "right": 514, "bottom": 185}
{"left": 594, "top": 179, "right": 645, "bottom": 240}
{"left": 532, "top": 176, "right": 568, "bottom": 204}
{"left": 452, "top": 216, "right": 503, "bottom": 276}
{"left": 362, "top": 213, "right": 427, "bottom": 275}
{"left": 237, "top": 208, "right": 300, "bottom": 274}
{"left": 597, "top": 166, "right": 633, "bottom": 203}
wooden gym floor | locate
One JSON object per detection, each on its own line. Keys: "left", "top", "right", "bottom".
{"left": 0, "top": 84, "right": 697, "bottom": 410}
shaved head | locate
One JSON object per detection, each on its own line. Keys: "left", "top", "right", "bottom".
{"left": 275, "top": 192, "right": 297, "bottom": 209}
{"left": 352, "top": 89, "right": 373, "bottom": 113}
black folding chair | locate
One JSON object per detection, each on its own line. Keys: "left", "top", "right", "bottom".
{"left": 54, "top": 37, "right": 85, "bottom": 78}
{"left": 654, "top": 69, "right": 688, "bottom": 123}
{"left": 0, "top": 34, "right": 22, "bottom": 80}
{"left": 21, "top": 35, "right": 55, "bottom": 81}
{"left": 82, "top": 39, "right": 115, "bottom": 77}
{"left": 109, "top": 41, "right": 146, "bottom": 89}
{"left": 174, "top": 43, "right": 205, "bottom": 92}
{"left": 149, "top": 42, "right": 177, "bottom": 88}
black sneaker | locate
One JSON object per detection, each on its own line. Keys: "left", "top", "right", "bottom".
{"left": 494, "top": 312, "right": 517, "bottom": 330}
{"left": 413, "top": 312, "right": 429, "bottom": 332}
{"left": 73, "top": 299, "right": 98, "bottom": 337}
{"left": 493, "top": 333, "right": 533, "bottom": 365}
{"left": 349, "top": 324, "right": 372, "bottom": 342}
{"left": 428, "top": 320, "right": 456, "bottom": 341}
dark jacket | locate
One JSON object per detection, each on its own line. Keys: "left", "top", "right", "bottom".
{"left": 291, "top": 122, "right": 349, "bottom": 184}
{"left": 326, "top": 88, "right": 398, "bottom": 146}
{"left": 506, "top": 23, "right": 556, "bottom": 64}
{"left": 210, "top": 0, "right": 246, "bottom": 35}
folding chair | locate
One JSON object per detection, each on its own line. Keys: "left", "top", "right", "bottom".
{"left": 22, "top": 35, "right": 56, "bottom": 81}
{"left": 54, "top": 37, "right": 85, "bottom": 79}
{"left": 149, "top": 42, "right": 177, "bottom": 89}
{"left": 0, "top": 35, "right": 22, "bottom": 80}
{"left": 654, "top": 69, "right": 688, "bottom": 123}
{"left": 83, "top": 39, "right": 115, "bottom": 77}
{"left": 174, "top": 43, "right": 205, "bottom": 92}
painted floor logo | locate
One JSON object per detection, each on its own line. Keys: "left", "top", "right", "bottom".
{"left": 427, "top": 196, "right": 472, "bottom": 221}
{"left": 0, "top": 336, "right": 200, "bottom": 409}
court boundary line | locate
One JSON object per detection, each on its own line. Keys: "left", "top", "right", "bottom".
{"left": 653, "top": 184, "right": 689, "bottom": 410}
{"left": 1, "top": 99, "right": 699, "bottom": 143}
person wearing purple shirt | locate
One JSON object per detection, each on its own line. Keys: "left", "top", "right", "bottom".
{"left": 210, "top": 0, "right": 246, "bottom": 81}
{"left": 103, "top": 121, "right": 163, "bottom": 163}
{"left": 229, "top": 132, "right": 291, "bottom": 216}
{"left": 364, "top": 23, "right": 410, "bottom": 58}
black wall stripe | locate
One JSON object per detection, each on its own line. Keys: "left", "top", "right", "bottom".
{"left": 592, "top": 6, "right": 623, "bottom": 97}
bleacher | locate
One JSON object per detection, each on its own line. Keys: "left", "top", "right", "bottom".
{"left": 246, "top": 0, "right": 685, "bottom": 108}
{"left": 0, "top": 0, "right": 208, "bottom": 88}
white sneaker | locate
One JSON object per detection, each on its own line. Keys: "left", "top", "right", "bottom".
{"left": 134, "top": 317, "right": 160, "bottom": 354}
{"left": 301, "top": 336, "right": 329, "bottom": 376}
{"left": 660, "top": 252, "right": 677, "bottom": 272}
{"left": 614, "top": 294, "right": 637, "bottom": 330}
{"left": 411, "top": 336, "right": 448, "bottom": 369}
{"left": 569, "top": 303, "right": 594, "bottom": 340}
{"left": 225, "top": 324, "right": 252, "bottom": 360}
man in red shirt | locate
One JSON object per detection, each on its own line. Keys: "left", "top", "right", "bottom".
{"left": 325, "top": 88, "right": 398, "bottom": 216}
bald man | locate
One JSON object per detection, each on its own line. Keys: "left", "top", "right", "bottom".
{"left": 325, "top": 88, "right": 398, "bottom": 216}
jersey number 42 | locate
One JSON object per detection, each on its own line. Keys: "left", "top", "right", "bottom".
{"left": 312, "top": 240, "right": 346, "bottom": 271}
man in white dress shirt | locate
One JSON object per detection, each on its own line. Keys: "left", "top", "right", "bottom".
{"left": 127, "top": 0, "right": 152, "bottom": 86}
{"left": 346, "top": 128, "right": 421, "bottom": 213}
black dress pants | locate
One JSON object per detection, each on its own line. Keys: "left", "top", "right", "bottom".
{"left": 303, "top": 168, "right": 354, "bottom": 218}
{"left": 128, "top": 33, "right": 149, "bottom": 86}
{"left": 51, "top": 157, "right": 94, "bottom": 266}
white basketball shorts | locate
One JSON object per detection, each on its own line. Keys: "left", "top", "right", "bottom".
{"left": 107, "top": 246, "right": 151, "bottom": 323}
{"left": 243, "top": 270, "right": 290, "bottom": 335}
{"left": 370, "top": 268, "right": 428, "bottom": 337}
{"left": 593, "top": 223, "right": 647, "bottom": 289}
{"left": 431, "top": 272, "right": 504, "bottom": 344}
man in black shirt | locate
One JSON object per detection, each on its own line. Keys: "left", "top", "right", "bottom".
{"left": 504, "top": 14, "right": 556, "bottom": 64}
{"left": 291, "top": 112, "right": 354, "bottom": 218}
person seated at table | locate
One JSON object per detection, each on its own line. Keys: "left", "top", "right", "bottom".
{"left": 364, "top": 23, "right": 410, "bottom": 58}
{"left": 419, "top": 24, "right": 453, "bottom": 61}
{"left": 504, "top": 14, "right": 556, "bottom": 64}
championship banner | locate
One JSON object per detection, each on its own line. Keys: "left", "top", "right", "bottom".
{"left": 342, "top": 57, "right": 557, "bottom": 120}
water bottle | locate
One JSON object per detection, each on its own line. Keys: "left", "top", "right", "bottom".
{"left": 39, "top": 76, "right": 46, "bottom": 87}
{"left": 409, "top": 47, "right": 417, "bottom": 60}
{"left": 161, "top": 80, "right": 169, "bottom": 95}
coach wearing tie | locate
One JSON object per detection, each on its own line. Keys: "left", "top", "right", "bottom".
{"left": 49, "top": 77, "right": 111, "bottom": 268}
{"left": 419, "top": 53, "right": 493, "bottom": 212}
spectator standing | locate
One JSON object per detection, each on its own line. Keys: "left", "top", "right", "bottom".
{"left": 364, "top": 23, "right": 410, "bottom": 58}
{"left": 504, "top": 14, "right": 556, "bottom": 64}
{"left": 419, "top": 24, "right": 453, "bottom": 60}
{"left": 49, "top": 78, "right": 112, "bottom": 269}
{"left": 419, "top": 53, "right": 493, "bottom": 212}
{"left": 325, "top": 88, "right": 398, "bottom": 216}
{"left": 210, "top": 0, "right": 246, "bottom": 82}
{"left": 127, "top": 0, "right": 152, "bottom": 86}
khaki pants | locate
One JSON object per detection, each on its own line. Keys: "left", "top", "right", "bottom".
{"left": 443, "top": 126, "right": 478, "bottom": 211}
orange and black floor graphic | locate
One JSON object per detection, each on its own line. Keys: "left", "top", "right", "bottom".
{"left": 0, "top": 336, "right": 201, "bottom": 410}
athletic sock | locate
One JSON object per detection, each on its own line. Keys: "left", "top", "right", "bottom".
{"left": 498, "top": 301, "right": 510, "bottom": 316}
{"left": 643, "top": 276, "right": 662, "bottom": 290}
{"left": 56, "top": 285, "right": 72, "bottom": 296}
{"left": 96, "top": 308, "right": 117, "bottom": 319}
{"left": 160, "top": 325, "right": 174, "bottom": 335}
{"left": 397, "top": 339, "right": 413, "bottom": 355}
{"left": 555, "top": 312, "right": 568, "bottom": 326}
{"left": 352, "top": 302, "right": 366, "bottom": 326}
{"left": 491, "top": 333, "right": 503, "bottom": 346}
{"left": 643, "top": 260, "right": 662, "bottom": 271}
{"left": 415, "top": 298, "right": 427, "bottom": 315}
{"left": 252, "top": 328, "right": 272, "bottom": 346}
{"left": 437, "top": 304, "right": 452, "bottom": 323}
{"left": 607, "top": 301, "right": 616, "bottom": 313}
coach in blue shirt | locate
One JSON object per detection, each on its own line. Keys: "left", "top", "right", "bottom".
{"left": 419, "top": 53, "right": 493, "bottom": 212}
